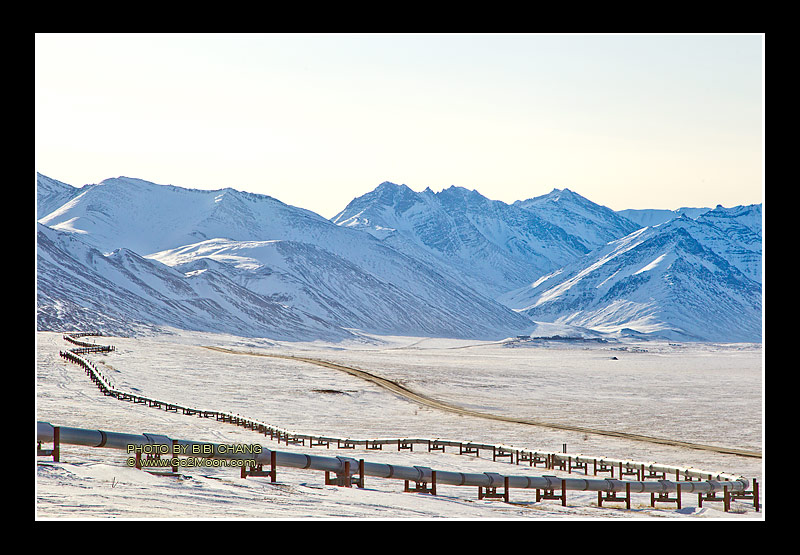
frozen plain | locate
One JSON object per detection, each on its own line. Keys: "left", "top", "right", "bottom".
{"left": 35, "top": 330, "right": 764, "bottom": 520}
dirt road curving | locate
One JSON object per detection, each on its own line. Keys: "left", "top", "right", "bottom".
{"left": 201, "top": 346, "right": 762, "bottom": 459}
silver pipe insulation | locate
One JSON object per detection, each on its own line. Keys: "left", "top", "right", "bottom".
{"left": 36, "top": 422, "right": 749, "bottom": 495}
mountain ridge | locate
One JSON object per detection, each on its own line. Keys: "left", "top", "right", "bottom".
{"left": 332, "top": 182, "right": 595, "bottom": 298}
{"left": 37, "top": 175, "right": 534, "bottom": 341}
{"left": 36, "top": 173, "right": 763, "bottom": 343}
{"left": 499, "top": 218, "right": 762, "bottom": 342}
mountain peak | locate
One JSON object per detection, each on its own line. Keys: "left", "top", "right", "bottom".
{"left": 369, "top": 181, "right": 417, "bottom": 203}
{"left": 547, "top": 187, "right": 583, "bottom": 202}
{"left": 437, "top": 185, "right": 486, "bottom": 200}
{"left": 99, "top": 176, "right": 160, "bottom": 188}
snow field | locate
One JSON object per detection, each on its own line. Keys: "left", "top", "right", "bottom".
{"left": 36, "top": 331, "right": 763, "bottom": 519}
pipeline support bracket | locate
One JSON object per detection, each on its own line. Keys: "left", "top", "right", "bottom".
{"left": 536, "top": 477, "right": 567, "bottom": 507}
{"left": 650, "top": 483, "right": 682, "bottom": 509}
{"left": 597, "top": 482, "right": 631, "bottom": 510}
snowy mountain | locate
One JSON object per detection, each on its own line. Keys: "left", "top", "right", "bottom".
{"left": 36, "top": 223, "right": 353, "bottom": 341}
{"left": 38, "top": 176, "right": 334, "bottom": 256}
{"left": 37, "top": 175, "right": 533, "bottom": 340}
{"left": 617, "top": 207, "right": 711, "bottom": 227}
{"left": 499, "top": 217, "right": 762, "bottom": 342}
{"left": 513, "top": 188, "right": 642, "bottom": 252}
{"left": 147, "top": 237, "right": 527, "bottom": 339}
{"left": 36, "top": 173, "right": 84, "bottom": 219}
{"left": 331, "top": 182, "right": 593, "bottom": 298}
{"left": 36, "top": 174, "right": 762, "bottom": 343}
{"left": 696, "top": 204, "right": 762, "bottom": 283}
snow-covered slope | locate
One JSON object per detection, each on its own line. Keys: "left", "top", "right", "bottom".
{"left": 695, "top": 204, "right": 762, "bottom": 283}
{"left": 332, "top": 182, "right": 591, "bottom": 298}
{"left": 499, "top": 217, "right": 762, "bottom": 342}
{"left": 38, "top": 176, "right": 333, "bottom": 256}
{"left": 37, "top": 175, "right": 533, "bottom": 340}
{"left": 36, "top": 173, "right": 84, "bottom": 220}
{"left": 36, "top": 174, "right": 763, "bottom": 343}
{"left": 617, "top": 207, "right": 712, "bottom": 227}
{"left": 36, "top": 223, "right": 354, "bottom": 341}
{"left": 513, "top": 188, "right": 642, "bottom": 251}
{"left": 147, "top": 237, "right": 527, "bottom": 339}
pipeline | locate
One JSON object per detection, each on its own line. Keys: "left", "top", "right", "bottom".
{"left": 52, "top": 333, "right": 754, "bottom": 493}
{"left": 36, "top": 421, "right": 749, "bottom": 496}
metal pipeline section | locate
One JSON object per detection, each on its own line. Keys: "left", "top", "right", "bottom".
{"left": 36, "top": 422, "right": 749, "bottom": 495}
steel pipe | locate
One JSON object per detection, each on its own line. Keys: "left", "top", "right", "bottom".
{"left": 37, "top": 422, "right": 749, "bottom": 495}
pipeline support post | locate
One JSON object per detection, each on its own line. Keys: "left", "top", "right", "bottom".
{"left": 325, "top": 459, "right": 355, "bottom": 488}
{"left": 536, "top": 477, "right": 567, "bottom": 507}
{"left": 492, "top": 447, "right": 513, "bottom": 463}
{"left": 642, "top": 464, "right": 666, "bottom": 480}
{"left": 478, "top": 476, "right": 510, "bottom": 503}
{"left": 570, "top": 457, "right": 588, "bottom": 475}
{"left": 53, "top": 426, "right": 60, "bottom": 462}
{"left": 650, "top": 483, "right": 682, "bottom": 509}
{"left": 428, "top": 440, "right": 445, "bottom": 453}
{"left": 531, "top": 453, "right": 549, "bottom": 467}
{"left": 598, "top": 482, "right": 631, "bottom": 510}
{"left": 729, "top": 479, "right": 760, "bottom": 512}
{"left": 37, "top": 427, "right": 60, "bottom": 461}
{"left": 698, "top": 485, "right": 731, "bottom": 512}
{"left": 404, "top": 468, "right": 436, "bottom": 495}
{"left": 594, "top": 459, "right": 614, "bottom": 477}
{"left": 241, "top": 451, "right": 277, "bottom": 482}
{"left": 619, "top": 462, "right": 640, "bottom": 480}
{"left": 355, "top": 459, "right": 365, "bottom": 488}
{"left": 171, "top": 440, "right": 179, "bottom": 473}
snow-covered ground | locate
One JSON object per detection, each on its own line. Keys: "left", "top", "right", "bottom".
{"left": 35, "top": 330, "right": 764, "bottom": 520}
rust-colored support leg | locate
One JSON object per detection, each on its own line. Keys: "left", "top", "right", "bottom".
{"left": 53, "top": 426, "right": 60, "bottom": 463}
{"left": 753, "top": 479, "right": 760, "bottom": 512}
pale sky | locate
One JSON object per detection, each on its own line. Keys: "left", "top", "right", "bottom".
{"left": 35, "top": 33, "right": 764, "bottom": 218}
